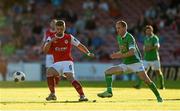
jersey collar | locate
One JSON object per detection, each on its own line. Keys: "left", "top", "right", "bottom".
{"left": 122, "top": 31, "right": 128, "bottom": 38}
{"left": 147, "top": 33, "right": 154, "bottom": 38}
{"left": 55, "top": 33, "right": 64, "bottom": 38}
{"left": 150, "top": 34, "right": 154, "bottom": 38}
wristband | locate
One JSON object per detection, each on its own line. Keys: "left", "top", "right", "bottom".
{"left": 87, "top": 52, "right": 91, "bottom": 56}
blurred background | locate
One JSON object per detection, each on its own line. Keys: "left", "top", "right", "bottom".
{"left": 0, "top": 0, "right": 180, "bottom": 82}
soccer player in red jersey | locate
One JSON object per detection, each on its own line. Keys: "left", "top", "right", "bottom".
{"left": 43, "top": 20, "right": 94, "bottom": 101}
{"left": 42, "top": 19, "right": 60, "bottom": 85}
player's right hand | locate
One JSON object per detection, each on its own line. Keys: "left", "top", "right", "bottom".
{"left": 88, "top": 52, "right": 95, "bottom": 57}
{"left": 110, "top": 52, "right": 123, "bottom": 59}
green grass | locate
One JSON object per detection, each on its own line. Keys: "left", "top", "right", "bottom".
{"left": 0, "top": 81, "right": 180, "bottom": 110}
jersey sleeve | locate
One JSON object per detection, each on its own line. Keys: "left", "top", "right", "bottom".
{"left": 43, "top": 29, "right": 49, "bottom": 42}
{"left": 42, "top": 30, "right": 47, "bottom": 42}
{"left": 46, "top": 37, "right": 52, "bottom": 42}
{"left": 117, "top": 35, "right": 121, "bottom": 45}
{"left": 70, "top": 35, "right": 80, "bottom": 46}
{"left": 44, "top": 37, "right": 52, "bottom": 46}
{"left": 128, "top": 35, "right": 136, "bottom": 50}
{"left": 153, "top": 36, "right": 160, "bottom": 47}
{"left": 116, "top": 35, "right": 122, "bottom": 49}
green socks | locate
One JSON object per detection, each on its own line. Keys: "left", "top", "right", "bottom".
{"left": 135, "top": 76, "right": 142, "bottom": 88}
{"left": 105, "top": 75, "right": 112, "bottom": 93}
{"left": 158, "top": 74, "right": 165, "bottom": 89}
{"left": 136, "top": 72, "right": 165, "bottom": 89}
{"left": 148, "top": 82, "right": 161, "bottom": 98}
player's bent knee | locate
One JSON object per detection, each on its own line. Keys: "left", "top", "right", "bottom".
{"left": 105, "top": 66, "right": 124, "bottom": 75}
{"left": 47, "top": 67, "right": 58, "bottom": 77}
{"left": 105, "top": 69, "right": 113, "bottom": 75}
{"left": 155, "top": 70, "right": 162, "bottom": 75}
{"left": 142, "top": 77, "right": 152, "bottom": 84}
{"left": 105, "top": 70, "right": 109, "bottom": 75}
{"left": 64, "top": 73, "right": 74, "bottom": 81}
{"left": 143, "top": 80, "right": 150, "bottom": 84}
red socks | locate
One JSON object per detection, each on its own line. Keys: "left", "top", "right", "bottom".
{"left": 71, "top": 80, "right": 84, "bottom": 96}
{"left": 47, "top": 76, "right": 55, "bottom": 94}
{"left": 47, "top": 77, "right": 84, "bottom": 97}
{"left": 54, "top": 75, "right": 60, "bottom": 86}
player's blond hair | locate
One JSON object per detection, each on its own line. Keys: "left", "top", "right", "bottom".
{"left": 52, "top": 19, "right": 57, "bottom": 23}
{"left": 116, "top": 20, "right": 128, "bottom": 29}
{"left": 50, "top": 19, "right": 57, "bottom": 28}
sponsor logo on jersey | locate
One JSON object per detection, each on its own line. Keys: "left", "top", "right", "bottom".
{"left": 65, "top": 40, "right": 68, "bottom": 44}
{"left": 55, "top": 47, "right": 67, "bottom": 51}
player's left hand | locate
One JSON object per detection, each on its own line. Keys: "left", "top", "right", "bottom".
{"left": 110, "top": 53, "right": 123, "bottom": 59}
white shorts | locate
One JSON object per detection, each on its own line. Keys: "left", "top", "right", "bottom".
{"left": 118, "top": 62, "right": 145, "bottom": 74}
{"left": 50, "top": 61, "right": 75, "bottom": 76}
{"left": 143, "top": 60, "right": 161, "bottom": 70}
{"left": 45, "top": 55, "right": 54, "bottom": 68}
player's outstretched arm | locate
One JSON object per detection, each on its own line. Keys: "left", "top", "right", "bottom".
{"left": 43, "top": 37, "right": 58, "bottom": 53}
{"left": 110, "top": 49, "right": 135, "bottom": 59}
{"left": 77, "top": 43, "right": 94, "bottom": 57}
{"left": 42, "top": 41, "right": 52, "bottom": 53}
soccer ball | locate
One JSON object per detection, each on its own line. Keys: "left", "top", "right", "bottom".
{"left": 13, "top": 71, "right": 25, "bottom": 82}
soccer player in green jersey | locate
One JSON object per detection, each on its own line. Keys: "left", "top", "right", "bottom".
{"left": 97, "top": 20, "right": 163, "bottom": 102}
{"left": 134, "top": 25, "right": 165, "bottom": 89}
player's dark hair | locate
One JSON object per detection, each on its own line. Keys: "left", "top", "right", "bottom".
{"left": 56, "top": 20, "right": 65, "bottom": 27}
{"left": 116, "top": 20, "right": 128, "bottom": 29}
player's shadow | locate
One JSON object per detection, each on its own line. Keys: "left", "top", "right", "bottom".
{"left": 0, "top": 100, "right": 88, "bottom": 105}
{"left": 147, "top": 98, "right": 180, "bottom": 101}
{"left": 49, "top": 100, "right": 82, "bottom": 103}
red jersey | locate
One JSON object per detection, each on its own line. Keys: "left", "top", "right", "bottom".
{"left": 43, "top": 29, "right": 56, "bottom": 54}
{"left": 49, "top": 34, "right": 80, "bottom": 62}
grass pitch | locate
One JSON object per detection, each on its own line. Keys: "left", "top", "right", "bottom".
{"left": 0, "top": 81, "right": 180, "bottom": 110}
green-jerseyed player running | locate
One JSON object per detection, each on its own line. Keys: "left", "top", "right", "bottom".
{"left": 134, "top": 25, "right": 165, "bottom": 89}
{"left": 97, "top": 20, "right": 163, "bottom": 102}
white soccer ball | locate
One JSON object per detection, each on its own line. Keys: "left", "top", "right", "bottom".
{"left": 13, "top": 71, "right": 25, "bottom": 82}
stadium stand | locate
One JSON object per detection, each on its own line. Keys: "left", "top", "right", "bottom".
{"left": 0, "top": 0, "right": 179, "bottom": 65}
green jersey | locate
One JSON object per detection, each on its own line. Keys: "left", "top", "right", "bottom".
{"left": 144, "top": 34, "right": 160, "bottom": 61}
{"left": 117, "top": 32, "right": 142, "bottom": 64}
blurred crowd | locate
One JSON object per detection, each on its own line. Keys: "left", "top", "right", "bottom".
{"left": 0, "top": 0, "right": 179, "bottom": 64}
